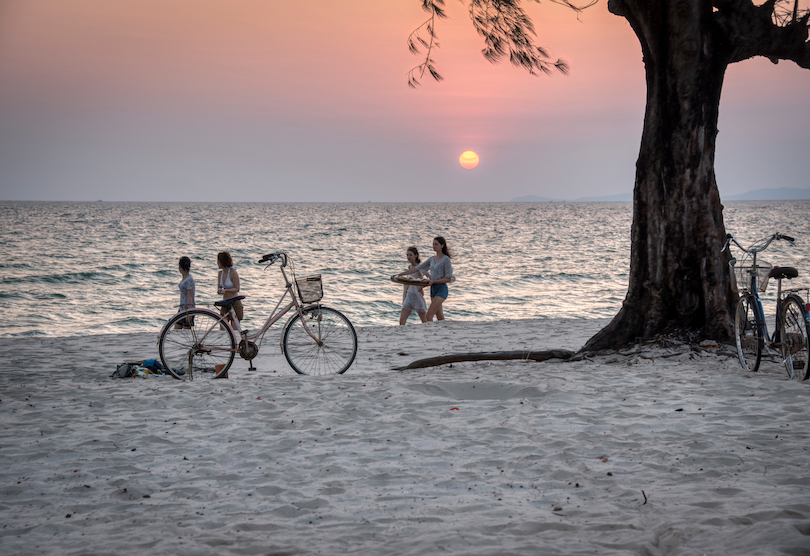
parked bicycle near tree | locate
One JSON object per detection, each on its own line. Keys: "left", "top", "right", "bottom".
{"left": 157, "top": 252, "right": 357, "bottom": 380}
{"left": 721, "top": 233, "right": 810, "bottom": 380}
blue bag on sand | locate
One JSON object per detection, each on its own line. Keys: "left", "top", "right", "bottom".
{"left": 142, "top": 359, "right": 164, "bottom": 370}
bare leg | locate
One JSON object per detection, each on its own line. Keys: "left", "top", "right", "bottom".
{"left": 399, "top": 308, "right": 412, "bottom": 325}
{"left": 417, "top": 311, "right": 427, "bottom": 323}
{"left": 436, "top": 306, "right": 445, "bottom": 321}
{"left": 425, "top": 297, "right": 445, "bottom": 321}
{"left": 221, "top": 308, "right": 240, "bottom": 332}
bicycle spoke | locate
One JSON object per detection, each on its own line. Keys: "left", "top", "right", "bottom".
{"left": 781, "top": 296, "right": 809, "bottom": 381}
{"left": 735, "top": 295, "right": 762, "bottom": 372}
{"left": 283, "top": 307, "right": 357, "bottom": 375}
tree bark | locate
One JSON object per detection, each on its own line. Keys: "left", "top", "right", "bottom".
{"left": 584, "top": 0, "right": 738, "bottom": 351}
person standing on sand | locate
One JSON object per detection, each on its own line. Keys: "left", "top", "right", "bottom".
{"left": 217, "top": 251, "right": 242, "bottom": 327}
{"left": 399, "top": 246, "right": 427, "bottom": 325}
{"left": 398, "top": 236, "right": 453, "bottom": 322}
{"left": 174, "top": 256, "right": 195, "bottom": 329}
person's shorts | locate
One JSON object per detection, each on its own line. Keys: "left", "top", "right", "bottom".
{"left": 219, "top": 299, "right": 244, "bottom": 321}
{"left": 430, "top": 283, "right": 449, "bottom": 300}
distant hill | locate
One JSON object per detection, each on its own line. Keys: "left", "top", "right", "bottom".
{"left": 722, "top": 188, "right": 810, "bottom": 201}
{"left": 511, "top": 188, "right": 809, "bottom": 202}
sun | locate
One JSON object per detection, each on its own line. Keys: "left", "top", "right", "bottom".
{"left": 459, "top": 151, "right": 479, "bottom": 170}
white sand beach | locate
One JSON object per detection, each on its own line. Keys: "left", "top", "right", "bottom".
{"left": 1, "top": 318, "right": 809, "bottom": 555}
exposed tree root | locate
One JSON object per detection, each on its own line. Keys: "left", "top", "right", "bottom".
{"left": 391, "top": 330, "right": 738, "bottom": 371}
{"left": 392, "top": 349, "right": 575, "bottom": 371}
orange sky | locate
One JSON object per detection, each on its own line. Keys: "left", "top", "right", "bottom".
{"left": 0, "top": 0, "right": 807, "bottom": 201}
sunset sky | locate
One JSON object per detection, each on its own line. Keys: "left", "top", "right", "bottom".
{"left": 1, "top": 0, "right": 808, "bottom": 202}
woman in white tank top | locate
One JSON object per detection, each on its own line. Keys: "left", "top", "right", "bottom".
{"left": 217, "top": 251, "right": 243, "bottom": 324}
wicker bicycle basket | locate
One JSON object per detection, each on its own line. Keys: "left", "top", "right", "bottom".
{"left": 730, "top": 260, "right": 772, "bottom": 293}
{"left": 296, "top": 275, "right": 323, "bottom": 304}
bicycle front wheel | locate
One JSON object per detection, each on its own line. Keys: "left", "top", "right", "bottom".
{"left": 283, "top": 306, "right": 357, "bottom": 375}
{"left": 159, "top": 309, "right": 236, "bottom": 380}
{"left": 735, "top": 294, "right": 763, "bottom": 372}
{"left": 780, "top": 295, "right": 809, "bottom": 381}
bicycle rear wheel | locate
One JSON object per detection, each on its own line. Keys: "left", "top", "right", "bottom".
{"left": 780, "top": 295, "right": 809, "bottom": 381}
{"left": 283, "top": 306, "right": 357, "bottom": 375}
{"left": 735, "top": 294, "right": 763, "bottom": 372}
{"left": 159, "top": 309, "right": 236, "bottom": 380}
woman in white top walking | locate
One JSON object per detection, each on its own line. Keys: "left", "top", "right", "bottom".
{"left": 217, "top": 251, "right": 242, "bottom": 326}
{"left": 399, "top": 246, "right": 427, "bottom": 325}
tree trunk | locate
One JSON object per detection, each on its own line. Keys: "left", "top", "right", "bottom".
{"left": 584, "top": 0, "right": 738, "bottom": 351}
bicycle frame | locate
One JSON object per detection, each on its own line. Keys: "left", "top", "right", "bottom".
{"left": 163, "top": 252, "right": 323, "bottom": 362}
{"left": 221, "top": 252, "right": 323, "bottom": 350}
{"left": 743, "top": 269, "right": 782, "bottom": 346}
{"left": 158, "top": 250, "right": 358, "bottom": 379}
{"left": 725, "top": 233, "right": 788, "bottom": 345}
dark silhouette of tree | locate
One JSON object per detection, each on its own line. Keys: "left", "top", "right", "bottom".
{"left": 410, "top": 0, "right": 810, "bottom": 350}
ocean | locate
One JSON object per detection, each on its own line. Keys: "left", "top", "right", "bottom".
{"left": 1, "top": 201, "right": 808, "bottom": 338}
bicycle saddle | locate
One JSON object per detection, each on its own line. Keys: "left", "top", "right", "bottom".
{"left": 214, "top": 295, "right": 246, "bottom": 308}
{"left": 768, "top": 266, "right": 798, "bottom": 280}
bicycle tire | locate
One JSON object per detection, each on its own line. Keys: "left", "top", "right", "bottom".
{"left": 159, "top": 309, "right": 236, "bottom": 380}
{"left": 735, "top": 294, "right": 763, "bottom": 372}
{"left": 780, "top": 295, "right": 809, "bottom": 381}
{"left": 283, "top": 306, "right": 357, "bottom": 375}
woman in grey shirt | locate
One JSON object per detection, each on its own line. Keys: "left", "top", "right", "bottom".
{"left": 398, "top": 236, "right": 453, "bottom": 321}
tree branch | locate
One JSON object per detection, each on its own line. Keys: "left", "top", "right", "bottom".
{"left": 714, "top": 0, "right": 810, "bottom": 68}
{"left": 407, "top": 1, "right": 448, "bottom": 87}
{"left": 408, "top": 0, "right": 596, "bottom": 86}
{"left": 468, "top": 0, "right": 595, "bottom": 75}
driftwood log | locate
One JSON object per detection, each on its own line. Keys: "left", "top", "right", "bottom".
{"left": 392, "top": 349, "right": 575, "bottom": 371}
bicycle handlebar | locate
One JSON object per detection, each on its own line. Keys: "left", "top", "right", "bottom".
{"left": 721, "top": 232, "right": 795, "bottom": 254}
{"left": 258, "top": 252, "right": 288, "bottom": 267}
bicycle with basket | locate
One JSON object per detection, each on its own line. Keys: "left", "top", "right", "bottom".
{"left": 722, "top": 232, "right": 810, "bottom": 380}
{"left": 157, "top": 251, "right": 358, "bottom": 380}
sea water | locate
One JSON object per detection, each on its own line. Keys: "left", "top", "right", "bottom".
{"left": 1, "top": 201, "right": 808, "bottom": 338}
